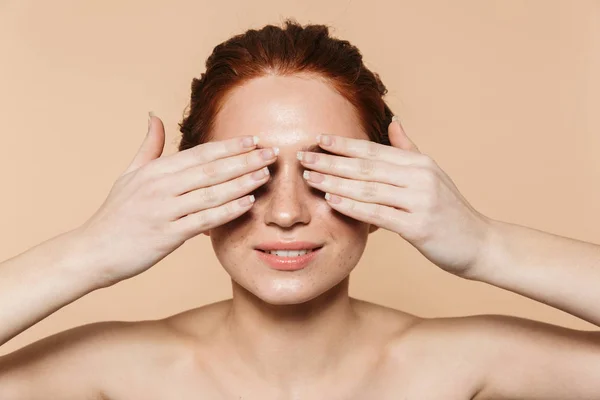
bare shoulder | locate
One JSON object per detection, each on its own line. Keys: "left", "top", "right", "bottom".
{"left": 0, "top": 304, "right": 224, "bottom": 399}
{"left": 380, "top": 312, "right": 600, "bottom": 399}
{"left": 0, "top": 317, "right": 182, "bottom": 369}
{"left": 347, "top": 302, "right": 554, "bottom": 396}
{"left": 407, "top": 313, "right": 600, "bottom": 359}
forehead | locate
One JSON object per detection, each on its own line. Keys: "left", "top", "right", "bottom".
{"left": 211, "top": 74, "right": 368, "bottom": 143}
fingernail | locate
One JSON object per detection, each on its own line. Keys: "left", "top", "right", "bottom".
{"left": 298, "top": 151, "right": 318, "bottom": 163}
{"left": 239, "top": 195, "right": 255, "bottom": 206}
{"left": 303, "top": 152, "right": 317, "bottom": 163}
{"left": 273, "top": 147, "right": 280, "bottom": 156}
{"left": 147, "top": 111, "right": 154, "bottom": 132}
{"left": 303, "top": 170, "right": 324, "bottom": 183}
{"left": 261, "top": 148, "right": 275, "bottom": 160}
{"left": 392, "top": 115, "right": 401, "bottom": 126}
{"left": 317, "top": 134, "right": 332, "bottom": 146}
{"left": 242, "top": 136, "right": 259, "bottom": 148}
{"left": 252, "top": 167, "right": 269, "bottom": 180}
{"left": 325, "top": 193, "right": 341, "bottom": 204}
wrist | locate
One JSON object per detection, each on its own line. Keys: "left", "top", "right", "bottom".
{"left": 461, "top": 216, "right": 508, "bottom": 282}
{"left": 58, "top": 226, "right": 117, "bottom": 291}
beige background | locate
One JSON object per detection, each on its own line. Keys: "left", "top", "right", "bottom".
{"left": 1, "top": 0, "right": 599, "bottom": 355}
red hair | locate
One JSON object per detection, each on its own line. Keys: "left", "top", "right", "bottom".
{"left": 178, "top": 19, "right": 394, "bottom": 150}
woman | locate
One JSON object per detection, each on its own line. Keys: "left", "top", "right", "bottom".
{"left": 0, "top": 19, "right": 599, "bottom": 399}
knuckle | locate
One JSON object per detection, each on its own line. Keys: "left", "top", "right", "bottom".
{"left": 202, "top": 162, "right": 218, "bottom": 178}
{"left": 138, "top": 175, "right": 163, "bottom": 199}
{"left": 135, "top": 163, "right": 157, "bottom": 183}
{"left": 418, "top": 192, "right": 436, "bottom": 211}
{"left": 329, "top": 176, "right": 341, "bottom": 191}
{"left": 420, "top": 155, "right": 437, "bottom": 169}
{"left": 193, "top": 211, "right": 209, "bottom": 232}
{"left": 191, "top": 144, "right": 208, "bottom": 164}
{"left": 417, "top": 168, "right": 437, "bottom": 188}
{"left": 224, "top": 138, "right": 239, "bottom": 153}
{"left": 243, "top": 153, "right": 252, "bottom": 168}
{"left": 366, "top": 141, "right": 380, "bottom": 158}
{"left": 347, "top": 198, "right": 356, "bottom": 212}
{"left": 368, "top": 204, "right": 384, "bottom": 221}
{"left": 359, "top": 158, "right": 375, "bottom": 177}
{"left": 361, "top": 181, "right": 378, "bottom": 199}
{"left": 224, "top": 199, "right": 237, "bottom": 216}
{"left": 147, "top": 174, "right": 170, "bottom": 196}
{"left": 327, "top": 155, "right": 337, "bottom": 171}
{"left": 198, "top": 185, "right": 218, "bottom": 204}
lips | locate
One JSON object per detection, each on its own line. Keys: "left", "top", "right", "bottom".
{"left": 254, "top": 241, "right": 323, "bottom": 271}
{"left": 255, "top": 241, "right": 323, "bottom": 252}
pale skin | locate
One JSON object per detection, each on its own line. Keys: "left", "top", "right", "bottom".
{"left": 0, "top": 74, "right": 600, "bottom": 399}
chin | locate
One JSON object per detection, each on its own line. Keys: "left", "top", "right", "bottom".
{"left": 252, "top": 277, "right": 327, "bottom": 305}
{"left": 237, "top": 270, "right": 353, "bottom": 306}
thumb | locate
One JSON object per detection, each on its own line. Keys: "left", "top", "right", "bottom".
{"left": 123, "top": 112, "right": 166, "bottom": 175}
{"left": 388, "top": 115, "right": 420, "bottom": 153}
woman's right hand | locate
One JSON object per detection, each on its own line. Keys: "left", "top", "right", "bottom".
{"left": 75, "top": 114, "right": 276, "bottom": 287}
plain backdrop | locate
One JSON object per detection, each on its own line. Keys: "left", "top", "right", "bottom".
{"left": 1, "top": 0, "right": 599, "bottom": 355}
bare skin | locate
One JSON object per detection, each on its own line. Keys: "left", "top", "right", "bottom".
{"left": 1, "top": 75, "right": 600, "bottom": 399}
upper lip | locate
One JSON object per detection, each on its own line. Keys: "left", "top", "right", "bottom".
{"left": 255, "top": 241, "right": 323, "bottom": 251}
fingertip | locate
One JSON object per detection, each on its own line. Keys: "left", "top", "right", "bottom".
{"left": 238, "top": 195, "right": 255, "bottom": 207}
{"left": 391, "top": 115, "right": 405, "bottom": 132}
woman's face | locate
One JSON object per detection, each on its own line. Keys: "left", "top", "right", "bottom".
{"left": 206, "top": 74, "right": 376, "bottom": 305}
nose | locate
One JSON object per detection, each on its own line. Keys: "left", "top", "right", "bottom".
{"left": 262, "top": 163, "right": 312, "bottom": 229}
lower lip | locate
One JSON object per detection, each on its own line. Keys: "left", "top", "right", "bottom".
{"left": 255, "top": 248, "right": 322, "bottom": 271}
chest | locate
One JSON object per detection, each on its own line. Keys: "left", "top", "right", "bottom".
{"left": 103, "top": 361, "right": 475, "bottom": 400}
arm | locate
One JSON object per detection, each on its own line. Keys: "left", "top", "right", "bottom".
{"left": 0, "top": 321, "right": 123, "bottom": 400}
{"left": 0, "top": 320, "right": 167, "bottom": 400}
{"left": 0, "top": 228, "right": 104, "bottom": 347}
{"left": 0, "top": 114, "right": 274, "bottom": 397}
{"left": 299, "top": 120, "right": 600, "bottom": 327}
{"left": 461, "top": 315, "right": 600, "bottom": 400}
{"left": 0, "top": 114, "right": 270, "bottom": 346}
{"left": 468, "top": 219, "right": 600, "bottom": 327}
{"left": 296, "top": 121, "right": 600, "bottom": 398}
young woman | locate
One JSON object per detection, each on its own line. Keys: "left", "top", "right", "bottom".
{"left": 1, "top": 20, "right": 599, "bottom": 399}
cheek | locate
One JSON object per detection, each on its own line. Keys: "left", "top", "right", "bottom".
{"left": 323, "top": 206, "right": 371, "bottom": 240}
{"left": 209, "top": 210, "right": 257, "bottom": 251}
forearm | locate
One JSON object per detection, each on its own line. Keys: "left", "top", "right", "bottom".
{"left": 469, "top": 219, "right": 600, "bottom": 327}
{"left": 0, "top": 228, "right": 104, "bottom": 346}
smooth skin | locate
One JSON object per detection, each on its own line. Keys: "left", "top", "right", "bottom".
{"left": 0, "top": 75, "right": 600, "bottom": 399}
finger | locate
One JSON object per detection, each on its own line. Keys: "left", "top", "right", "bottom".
{"left": 170, "top": 147, "right": 278, "bottom": 195}
{"left": 315, "top": 133, "right": 422, "bottom": 166}
{"left": 154, "top": 135, "right": 261, "bottom": 175}
{"left": 389, "top": 116, "right": 420, "bottom": 153}
{"left": 302, "top": 170, "right": 417, "bottom": 212}
{"left": 323, "top": 193, "right": 410, "bottom": 233}
{"left": 297, "top": 151, "right": 417, "bottom": 187}
{"left": 123, "top": 112, "right": 166, "bottom": 175}
{"left": 170, "top": 167, "right": 271, "bottom": 218}
{"left": 170, "top": 194, "right": 256, "bottom": 238}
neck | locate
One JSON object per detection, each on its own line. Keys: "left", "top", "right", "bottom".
{"left": 225, "top": 277, "right": 359, "bottom": 384}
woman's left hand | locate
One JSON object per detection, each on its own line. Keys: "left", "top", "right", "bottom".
{"left": 298, "top": 118, "right": 493, "bottom": 278}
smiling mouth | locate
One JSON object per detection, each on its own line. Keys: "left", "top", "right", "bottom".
{"left": 254, "top": 246, "right": 324, "bottom": 271}
{"left": 257, "top": 248, "right": 322, "bottom": 257}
